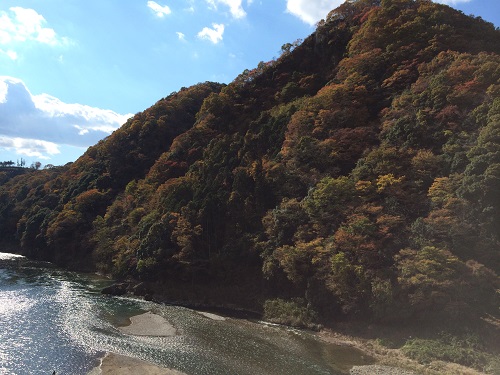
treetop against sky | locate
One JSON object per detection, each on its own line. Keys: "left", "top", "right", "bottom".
{"left": 0, "top": 0, "right": 498, "bottom": 166}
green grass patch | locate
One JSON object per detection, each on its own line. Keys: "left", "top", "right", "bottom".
{"left": 485, "top": 357, "right": 500, "bottom": 375}
{"left": 401, "top": 333, "right": 489, "bottom": 370}
{"left": 263, "top": 298, "right": 320, "bottom": 330}
{"left": 375, "top": 337, "right": 402, "bottom": 349}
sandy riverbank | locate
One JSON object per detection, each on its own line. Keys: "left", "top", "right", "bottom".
{"left": 90, "top": 309, "right": 486, "bottom": 375}
{"left": 197, "top": 311, "right": 227, "bottom": 321}
{"left": 89, "top": 353, "right": 186, "bottom": 375}
{"left": 89, "top": 311, "right": 184, "bottom": 374}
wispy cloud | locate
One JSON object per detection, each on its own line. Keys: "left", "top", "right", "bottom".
{"left": 433, "top": 0, "right": 472, "bottom": 4}
{"left": 286, "top": 0, "right": 342, "bottom": 26}
{"left": 197, "top": 23, "right": 225, "bottom": 44}
{"left": 0, "top": 77, "right": 132, "bottom": 159}
{"left": 176, "top": 32, "right": 186, "bottom": 41}
{"left": 0, "top": 48, "right": 18, "bottom": 61}
{"left": 147, "top": 1, "right": 172, "bottom": 17}
{"left": 205, "top": 0, "right": 246, "bottom": 19}
{"left": 0, "top": 7, "right": 69, "bottom": 46}
{"left": 184, "top": 0, "right": 195, "bottom": 12}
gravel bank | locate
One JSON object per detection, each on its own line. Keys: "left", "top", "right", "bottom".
{"left": 350, "top": 365, "right": 419, "bottom": 375}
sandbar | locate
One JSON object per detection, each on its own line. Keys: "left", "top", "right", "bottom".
{"left": 88, "top": 312, "right": 182, "bottom": 374}
{"left": 118, "top": 311, "right": 177, "bottom": 336}
{"left": 197, "top": 311, "right": 226, "bottom": 321}
{"left": 89, "top": 353, "right": 186, "bottom": 375}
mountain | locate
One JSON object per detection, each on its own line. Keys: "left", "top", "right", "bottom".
{"left": 1, "top": 0, "right": 499, "bottom": 369}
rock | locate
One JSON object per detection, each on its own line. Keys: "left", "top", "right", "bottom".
{"left": 101, "top": 282, "right": 129, "bottom": 296}
{"left": 132, "top": 282, "right": 150, "bottom": 296}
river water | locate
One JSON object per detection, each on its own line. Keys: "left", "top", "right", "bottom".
{"left": 0, "top": 252, "right": 372, "bottom": 375}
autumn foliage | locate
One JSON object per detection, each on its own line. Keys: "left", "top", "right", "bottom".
{"left": 0, "top": 0, "right": 499, "bottom": 345}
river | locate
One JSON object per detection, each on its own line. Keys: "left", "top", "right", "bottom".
{"left": 0, "top": 252, "right": 372, "bottom": 375}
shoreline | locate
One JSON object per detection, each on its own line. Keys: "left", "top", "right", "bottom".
{"left": 88, "top": 353, "right": 186, "bottom": 375}
{"left": 95, "top": 309, "right": 420, "bottom": 375}
{"left": 316, "top": 329, "right": 488, "bottom": 375}
{"left": 2, "top": 252, "right": 489, "bottom": 375}
{"left": 89, "top": 308, "right": 489, "bottom": 375}
{"left": 89, "top": 311, "right": 184, "bottom": 374}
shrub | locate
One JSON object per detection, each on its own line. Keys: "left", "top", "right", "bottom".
{"left": 401, "top": 333, "right": 488, "bottom": 370}
{"left": 263, "top": 298, "right": 319, "bottom": 329}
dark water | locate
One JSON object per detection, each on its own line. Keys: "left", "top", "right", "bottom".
{"left": 0, "top": 252, "right": 372, "bottom": 375}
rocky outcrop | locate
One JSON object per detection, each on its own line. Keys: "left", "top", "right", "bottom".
{"left": 101, "top": 282, "right": 129, "bottom": 296}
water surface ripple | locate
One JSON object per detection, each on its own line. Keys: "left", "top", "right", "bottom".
{"left": 0, "top": 252, "right": 371, "bottom": 374}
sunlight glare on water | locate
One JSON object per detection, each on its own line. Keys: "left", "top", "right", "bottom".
{"left": 0, "top": 252, "right": 372, "bottom": 375}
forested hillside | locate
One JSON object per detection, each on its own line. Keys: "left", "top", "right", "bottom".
{"left": 1, "top": 1, "right": 499, "bottom": 365}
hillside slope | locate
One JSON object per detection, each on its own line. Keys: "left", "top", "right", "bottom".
{"left": 1, "top": 2, "right": 499, "bottom": 367}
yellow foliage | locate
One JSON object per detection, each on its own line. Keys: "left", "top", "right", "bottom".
{"left": 355, "top": 180, "right": 373, "bottom": 194}
{"left": 376, "top": 173, "right": 404, "bottom": 192}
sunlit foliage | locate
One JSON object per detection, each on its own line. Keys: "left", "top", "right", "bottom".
{"left": 0, "top": 0, "right": 498, "bottom": 340}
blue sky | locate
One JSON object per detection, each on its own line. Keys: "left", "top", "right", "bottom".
{"left": 0, "top": 0, "right": 499, "bottom": 167}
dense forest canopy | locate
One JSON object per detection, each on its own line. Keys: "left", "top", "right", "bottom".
{"left": 1, "top": 1, "right": 499, "bottom": 358}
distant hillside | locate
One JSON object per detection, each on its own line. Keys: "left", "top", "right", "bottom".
{"left": 1, "top": 1, "right": 499, "bottom": 369}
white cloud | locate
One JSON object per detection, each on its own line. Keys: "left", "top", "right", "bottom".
{"left": 184, "top": 0, "right": 195, "bottom": 12}
{"left": 205, "top": 0, "right": 246, "bottom": 19}
{"left": 286, "top": 0, "right": 343, "bottom": 26}
{"left": 176, "top": 31, "right": 186, "bottom": 41}
{"left": 205, "top": 0, "right": 216, "bottom": 11}
{"left": 433, "top": 0, "right": 472, "bottom": 4}
{"left": 0, "top": 7, "right": 68, "bottom": 46}
{"left": 8, "top": 50, "right": 18, "bottom": 60}
{"left": 0, "top": 136, "right": 60, "bottom": 160}
{"left": 0, "top": 80, "right": 7, "bottom": 102}
{"left": 197, "top": 23, "right": 225, "bottom": 44}
{"left": 0, "top": 48, "right": 18, "bottom": 60}
{"left": 0, "top": 76, "right": 132, "bottom": 159}
{"left": 147, "top": 1, "right": 172, "bottom": 17}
